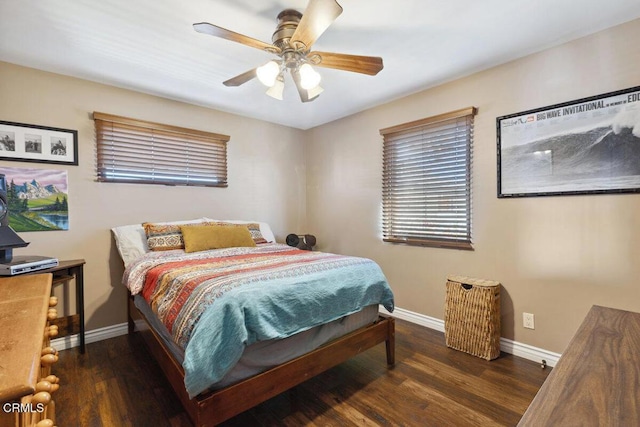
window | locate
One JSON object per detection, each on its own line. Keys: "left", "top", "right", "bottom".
{"left": 380, "top": 107, "right": 476, "bottom": 250}
{"left": 94, "top": 112, "right": 229, "bottom": 187}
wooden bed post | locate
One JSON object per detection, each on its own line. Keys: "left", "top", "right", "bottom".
{"left": 385, "top": 316, "right": 396, "bottom": 366}
{"left": 127, "top": 294, "right": 136, "bottom": 334}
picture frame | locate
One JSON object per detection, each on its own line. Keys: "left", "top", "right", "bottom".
{"left": 0, "top": 166, "right": 69, "bottom": 231}
{"left": 497, "top": 85, "right": 640, "bottom": 198}
{"left": 0, "top": 120, "right": 78, "bottom": 165}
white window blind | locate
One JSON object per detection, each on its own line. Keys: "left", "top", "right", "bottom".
{"left": 94, "top": 112, "right": 229, "bottom": 187}
{"left": 380, "top": 107, "right": 476, "bottom": 250}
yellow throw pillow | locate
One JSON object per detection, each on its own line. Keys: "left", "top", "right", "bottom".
{"left": 209, "top": 221, "right": 268, "bottom": 244}
{"left": 180, "top": 224, "right": 257, "bottom": 253}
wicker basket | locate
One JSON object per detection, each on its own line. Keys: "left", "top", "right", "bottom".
{"left": 444, "top": 275, "right": 501, "bottom": 361}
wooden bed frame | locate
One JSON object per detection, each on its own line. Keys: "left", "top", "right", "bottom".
{"left": 128, "top": 294, "right": 395, "bottom": 426}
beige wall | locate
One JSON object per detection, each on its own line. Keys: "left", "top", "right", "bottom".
{"left": 1, "top": 18, "right": 639, "bottom": 354}
{"left": 306, "top": 19, "right": 640, "bottom": 353}
{"left": 0, "top": 62, "right": 307, "bottom": 330}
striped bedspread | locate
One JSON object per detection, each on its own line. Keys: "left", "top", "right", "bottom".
{"left": 124, "top": 243, "right": 394, "bottom": 397}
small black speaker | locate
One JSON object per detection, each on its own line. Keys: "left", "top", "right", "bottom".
{"left": 286, "top": 234, "right": 299, "bottom": 247}
{"left": 303, "top": 234, "right": 316, "bottom": 247}
{"left": 285, "top": 233, "right": 316, "bottom": 251}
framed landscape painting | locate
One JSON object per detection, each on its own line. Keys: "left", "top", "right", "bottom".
{"left": 0, "top": 166, "right": 69, "bottom": 231}
{"left": 497, "top": 86, "right": 640, "bottom": 198}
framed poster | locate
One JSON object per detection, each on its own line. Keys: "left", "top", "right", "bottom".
{"left": 0, "top": 120, "right": 78, "bottom": 165}
{"left": 497, "top": 86, "right": 640, "bottom": 198}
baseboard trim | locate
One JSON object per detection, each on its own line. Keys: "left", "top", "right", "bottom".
{"left": 51, "top": 322, "right": 129, "bottom": 351}
{"left": 380, "top": 306, "right": 561, "bottom": 367}
{"left": 54, "top": 309, "right": 562, "bottom": 368}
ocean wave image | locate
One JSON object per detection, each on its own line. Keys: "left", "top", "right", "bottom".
{"left": 500, "top": 111, "right": 640, "bottom": 195}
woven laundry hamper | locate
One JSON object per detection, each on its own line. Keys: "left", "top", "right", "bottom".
{"left": 444, "top": 275, "right": 501, "bottom": 361}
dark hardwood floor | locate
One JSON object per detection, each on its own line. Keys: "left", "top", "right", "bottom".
{"left": 55, "top": 319, "right": 550, "bottom": 426}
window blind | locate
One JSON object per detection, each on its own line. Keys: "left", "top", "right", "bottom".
{"left": 380, "top": 107, "right": 476, "bottom": 250}
{"left": 94, "top": 112, "right": 229, "bottom": 187}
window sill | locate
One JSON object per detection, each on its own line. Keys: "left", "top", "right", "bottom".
{"left": 383, "top": 238, "right": 474, "bottom": 251}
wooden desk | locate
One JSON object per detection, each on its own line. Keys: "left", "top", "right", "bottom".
{"left": 25, "top": 259, "right": 86, "bottom": 354}
{"left": 518, "top": 305, "right": 640, "bottom": 426}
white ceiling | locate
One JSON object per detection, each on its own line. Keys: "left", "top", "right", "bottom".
{"left": 1, "top": 0, "right": 640, "bottom": 130}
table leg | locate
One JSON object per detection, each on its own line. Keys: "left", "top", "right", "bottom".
{"left": 73, "top": 265, "right": 85, "bottom": 354}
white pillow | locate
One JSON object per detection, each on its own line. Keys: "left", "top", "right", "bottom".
{"left": 111, "top": 218, "right": 206, "bottom": 267}
{"left": 203, "top": 218, "right": 276, "bottom": 244}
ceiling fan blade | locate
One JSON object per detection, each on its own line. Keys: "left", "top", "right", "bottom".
{"left": 291, "top": 69, "right": 318, "bottom": 103}
{"left": 310, "top": 51, "right": 383, "bottom": 75}
{"left": 290, "top": 0, "right": 343, "bottom": 50}
{"left": 193, "top": 22, "right": 279, "bottom": 53}
{"left": 223, "top": 68, "right": 258, "bottom": 87}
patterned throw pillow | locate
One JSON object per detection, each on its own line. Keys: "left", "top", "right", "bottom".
{"left": 246, "top": 223, "right": 268, "bottom": 245}
{"left": 143, "top": 223, "right": 187, "bottom": 251}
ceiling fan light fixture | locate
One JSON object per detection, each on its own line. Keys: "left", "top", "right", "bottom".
{"left": 194, "top": 0, "right": 383, "bottom": 103}
{"left": 299, "top": 63, "right": 321, "bottom": 90}
{"left": 256, "top": 60, "right": 280, "bottom": 87}
{"left": 266, "top": 75, "right": 285, "bottom": 100}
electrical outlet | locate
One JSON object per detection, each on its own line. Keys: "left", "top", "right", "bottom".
{"left": 523, "top": 312, "right": 535, "bottom": 329}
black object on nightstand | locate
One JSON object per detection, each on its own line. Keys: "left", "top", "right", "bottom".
{"left": 286, "top": 234, "right": 316, "bottom": 250}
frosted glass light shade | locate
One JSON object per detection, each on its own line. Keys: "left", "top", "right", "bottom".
{"left": 307, "top": 85, "right": 324, "bottom": 99}
{"left": 256, "top": 61, "right": 280, "bottom": 87}
{"left": 266, "top": 76, "right": 285, "bottom": 100}
{"left": 299, "top": 63, "right": 321, "bottom": 89}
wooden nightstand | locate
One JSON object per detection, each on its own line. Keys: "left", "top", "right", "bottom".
{"left": 23, "top": 259, "right": 86, "bottom": 354}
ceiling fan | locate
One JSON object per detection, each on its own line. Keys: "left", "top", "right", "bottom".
{"left": 193, "top": 0, "right": 383, "bottom": 102}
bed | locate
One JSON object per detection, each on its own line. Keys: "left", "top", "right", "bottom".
{"left": 113, "top": 218, "right": 396, "bottom": 426}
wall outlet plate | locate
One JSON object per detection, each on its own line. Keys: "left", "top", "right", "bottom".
{"left": 523, "top": 312, "right": 535, "bottom": 329}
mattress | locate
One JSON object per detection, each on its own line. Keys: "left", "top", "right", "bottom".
{"left": 134, "top": 295, "right": 380, "bottom": 390}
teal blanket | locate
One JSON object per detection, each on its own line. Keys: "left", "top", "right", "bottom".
{"left": 184, "top": 257, "right": 393, "bottom": 397}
